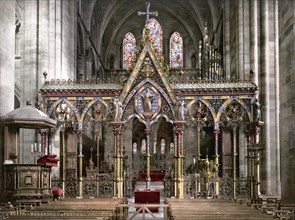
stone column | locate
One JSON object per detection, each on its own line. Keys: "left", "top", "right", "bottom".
{"left": 250, "top": 0, "right": 259, "bottom": 83}
{"left": 237, "top": 1, "right": 244, "bottom": 79}
{"left": 223, "top": 0, "right": 231, "bottom": 79}
{"left": 111, "top": 122, "right": 123, "bottom": 198}
{"left": 77, "top": 130, "right": 84, "bottom": 198}
{"left": 174, "top": 121, "right": 185, "bottom": 199}
{"left": 278, "top": 0, "right": 294, "bottom": 203}
{"left": 260, "top": 0, "right": 280, "bottom": 196}
{"left": 273, "top": 0, "right": 281, "bottom": 197}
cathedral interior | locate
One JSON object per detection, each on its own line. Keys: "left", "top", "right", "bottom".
{"left": 0, "top": 0, "right": 294, "bottom": 219}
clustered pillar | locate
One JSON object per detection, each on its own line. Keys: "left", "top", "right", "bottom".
{"left": 213, "top": 129, "right": 220, "bottom": 198}
{"left": 111, "top": 122, "right": 124, "bottom": 198}
{"left": 174, "top": 121, "right": 185, "bottom": 199}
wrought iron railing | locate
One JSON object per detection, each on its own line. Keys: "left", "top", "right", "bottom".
{"left": 182, "top": 174, "right": 251, "bottom": 200}
{"left": 52, "top": 173, "right": 114, "bottom": 198}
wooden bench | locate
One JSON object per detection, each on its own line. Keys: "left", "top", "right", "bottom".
{"left": 4, "top": 198, "right": 123, "bottom": 220}
{"left": 167, "top": 198, "right": 274, "bottom": 220}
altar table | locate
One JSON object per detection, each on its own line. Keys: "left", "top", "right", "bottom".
{"left": 134, "top": 189, "right": 160, "bottom": 212}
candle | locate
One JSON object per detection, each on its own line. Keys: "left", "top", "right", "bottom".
{"left": 193, "top": 157, "right": 196, "bottom": 165}
{"left": 31, "top": 144, "right": 34, "bottom": 153}
{"left": 39, "top": 144, "right": 41, "bottom": 153}
{"left": 34, "top": 143, "right": 37, "bottom": 151}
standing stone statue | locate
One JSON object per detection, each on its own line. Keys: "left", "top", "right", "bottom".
{"left": 175, "top": 98, "right": 186, "bottom": 120}
{"left": 113, "top": 97, "right": 123, "bottom": 122}
{"left": 251, "top": 98, "right": 261, "bottom": 122}
{"left": 141, "top": 88, "right": 153, "bottom": 112}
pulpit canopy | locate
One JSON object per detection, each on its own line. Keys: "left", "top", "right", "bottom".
{"left": 0, "top": 106, "right": 56, "bottom": 129}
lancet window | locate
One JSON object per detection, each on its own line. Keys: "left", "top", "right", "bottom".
{"left": 169, "top": 32, "right": 183, "bottom": 68}
{"left": 123, "top": 32, "right": 136, "bottom": 70}
{"left": 145, "top": 18, "right": 163, "bottom": 56}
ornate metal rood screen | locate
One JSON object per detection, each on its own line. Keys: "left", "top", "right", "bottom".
{"left": 37, "top": 2, "right": 263, "bottom": 200}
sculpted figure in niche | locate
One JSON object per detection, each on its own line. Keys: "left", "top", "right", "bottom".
{"left": 251, "top": 97, "right": 261, "bottom": 122}
{"left": 141, "top": 88, "right": 153, "bottom": 112}
{"left": 56, "top": 102, "right": 71, "bottom": 122}
{"left": 175, "top": 97, "right": 186, "bottom": 120}
{"left": 113, "top": 97, "right": 123, "bottom": 122}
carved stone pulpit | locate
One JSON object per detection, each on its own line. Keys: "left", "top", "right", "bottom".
{"left": 4, "top": 164, "right": 52, "bottom": 204}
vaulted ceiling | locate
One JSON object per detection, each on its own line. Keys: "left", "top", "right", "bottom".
{"left": 81, "top": 0, "right": 223, "bottom": 66}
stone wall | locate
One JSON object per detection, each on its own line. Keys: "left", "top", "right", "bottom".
{"left": 0, "top": 0, "right": 15, "bottom": 201}
{"left": 223, "top": 0, "right": 281, "bottom": 196}
{"left": 223, "top": 0, "right": 251, "bottom": 80}
{"left": 0, "top": 0, "right": 15, "bottom": 116}
{"left": 18, "top": 0, "right": 77, "bottom": 163}
{"left": 278, "top": 0, "right": 295, "bottom": 203}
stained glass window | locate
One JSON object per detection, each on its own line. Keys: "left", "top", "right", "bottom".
{"left": 170, "top": 32, "right": 183, "bottom": 68}
{"left": 123, "top": 32, "right": 136, "bottom": 70}
{"left": 144, "top": 18, "right": 163, "bottom": 56}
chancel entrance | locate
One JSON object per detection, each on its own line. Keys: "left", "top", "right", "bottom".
{"left": 132, "top": 118, "right": 173, "bottom": 182}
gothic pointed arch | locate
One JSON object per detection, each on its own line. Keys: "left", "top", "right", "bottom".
{"left": 120, "top": 34, "right": 176, "bottom": 105}
{"left": 119, "top": 27, "right": 178, "bottom": 125}
{"left": 169, "top": 31, "right": 183, "bottom": 69}
{"left": 123, "top": 32, "right": 136, "bottom": 70}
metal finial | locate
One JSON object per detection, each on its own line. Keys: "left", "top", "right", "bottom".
{"left": 43, "top": 71, "right": 48, "bottom": 81}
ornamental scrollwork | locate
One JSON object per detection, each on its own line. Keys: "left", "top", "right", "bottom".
{"left": 190, "top": 101, "right": 208, "bottom": 123}
{"left": 224, "top": 101, "right": 244, "bottom": 122}
{"left": 54, "top": 101, "right": 76, "bottom": 130}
